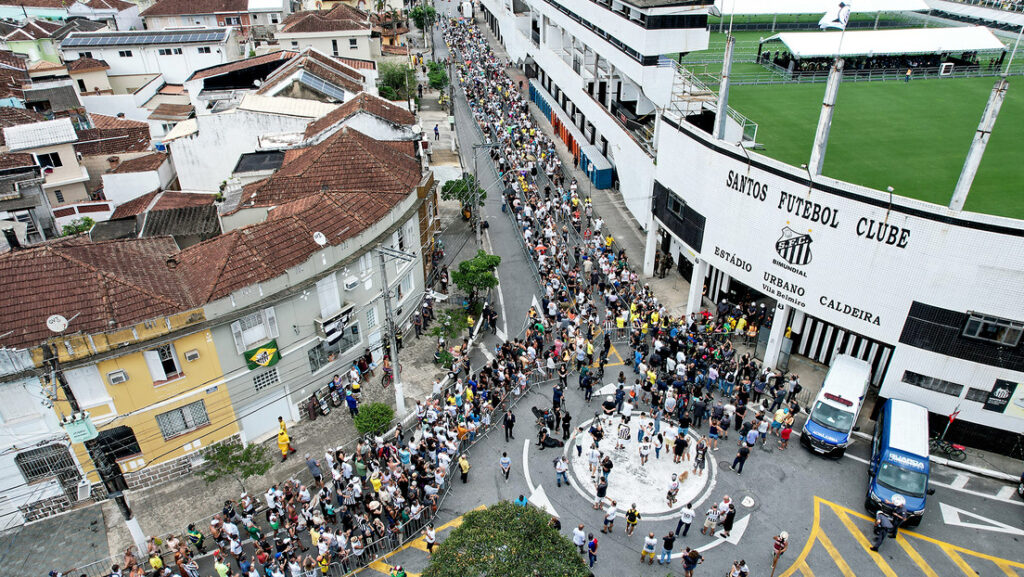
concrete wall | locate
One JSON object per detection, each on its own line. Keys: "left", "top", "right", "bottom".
{"left": 62, "top": 42, "right": 236, "bottom": 84}
{"left": 101, "top": 169, "right": 162, "bottom": 205}
{"left": 168, "top": 109, "right": 313, "bottom": 191}
{"left": 276, "top": 31, "right": 373, "bottom": 61}
{"left": 71, "top": 69, "right": 112, "bottom": 94}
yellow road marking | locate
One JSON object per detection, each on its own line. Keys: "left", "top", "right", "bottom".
{"left": 777, "top": 492, "right": 823, "bottom": 577}
{"left": 895, "top": 534, "right": 939, "bottom": 577}
{"left": 943, "top": 546, "right": 978, "bottom": 576}
{"left": 815, "top": 531, "right": 856, "bottom": 577}
{"left": 833, "top": 508, "right": 899, "bottom": 577}
{"left": 363, "top": 505, "right": 488, "bottom": 573}
{"left": 898, "top": 525, "right": 1024, "bottom": 568}
{"left": 591, "top": 343, "right": 624, "bottom": 368}
{"left": 997, "top": 562, "right": 1021, "bottom": 577}
{"left": 797, "top": 561, "right": 815, "bottom": 577}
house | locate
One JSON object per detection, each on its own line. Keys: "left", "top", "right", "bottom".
{"left": 75, "top": 111, "right": 152, "bottom": 190}
{"left": 277, "top": 4, "right": 374, "bottom": 61}
{"left": 146, "top": 101, "right": 192, "bottom": 138}
{"left": 22, "top": 78, "right": 88, "bottom": 124}
{"left": 3, "top": 118, "right": 91, "bottom": 213}
{"left": 0, "top": 49, "right": 28, "bottom": 107}
{"left": 91, "top": 188, "right": 220, "bottom": 247}
{"left": 27, "top": 59, "right": 66, "bottom": 81}
{"left": 316, "top": 0, "right": 404, "bottom": 13}
{"left": 370, "top": 10, "right": 408, "bottom": 48}
{"left": 0, "top": 0, "right": 72, "bottom": 22}
{"left": 67, "top": 0, "right": 143, "bottom": 32}
{"left": 164, "top": 93, "right": 338, "bottom": 191}
{"left": 0, "top": 152, "right": 53, "bottom": 244}
{"left": 183, "top": 48, "right": 376, "bottom": 114}
{"left": 1, "top": 18, "right": 65, "bottom": 63}
{"left": 66, "top": 56, "right": 112, "bottom": 94}
{"left": 301, "top": 91, "right": 416, "bottom": 145}
{"left": 60, "top": 28, "right": 242, "bottom": 84}
{"left": 140, "top": 0, "right": 290, "bottom": 41}
{"left": 99, "top": 150, "right": 174, "bottom": 205}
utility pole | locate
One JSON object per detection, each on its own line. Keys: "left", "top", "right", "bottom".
{"left": 43, "top": 342, "right": 147, "bottom": 554}
{"left": 376, "top": 244, "right": 417, "bottom": 417}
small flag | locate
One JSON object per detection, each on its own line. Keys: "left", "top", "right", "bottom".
{"left": 819, "top": 1, "right": 852, "bottom": 31}
{"left": 245, "top": 339, "right": 280, "bottom": 370}
{"left": 949, "top": 409, "right": 961, "bottom": 423}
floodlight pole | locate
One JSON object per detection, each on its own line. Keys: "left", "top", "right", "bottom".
{"left": 807, "top": 57, "right": 844, "bottom": 177}
{"left": 713, "top": 34, "right": 735, "bottom": 141}
{"left": 949, "top": 77, "right": 1008, "bottom": 211}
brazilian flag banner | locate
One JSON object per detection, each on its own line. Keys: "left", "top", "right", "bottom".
{"left": 245, "top": 340, "right": 280, "bottom": 370}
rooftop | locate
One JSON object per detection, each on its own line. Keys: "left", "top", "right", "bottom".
{"left": 76, "top": 114, "right": 151, "bottom": 155}
{"left": 4, "top": 19, "right": 63, "bottom": 42}
{"left": 110, "top": 152, "right": 167, "bottom": 173}
{"left": 0, "top": 152, "right": 36, "bottom": 171}
{"left": 140, "top": 0, "right": 248, "bottom": 17}
{"left": 233, "top": 150, "right": 285, "bottom": 173}
{"left": 187, "top": 49, "right": 297, "bottom": 81}
{"left": 62, "top": 28, "right": 230, "bottom": 48}
{"left": 66, "top": 57, "right": 110, "bottom": 73}
{"left": 237, "top": 93, "right": 339, "bottom": 117}
{"left": 80, "top": 0, "right": 136, "bottom": 10}
{"left": 713, "top": 0, "right": 927, "bottom": 15}
{"left": 303, "top": 91, "right": 415, "bottom": 140}
{"left": 4, "top": 117, "right": 77, "bottom": 151}
{"left": 764, "top": 26, "right": 1005, "bottom": 59}
{"left": 51, "top": 18, "right": 107, "bottom": 42}
{"left": 280, "top": 4, "right": 371, "bottom": 34}
{"left": 147, "top": 102, "right": 194, "bottom": 121}
{"left": 110, "top": 189, "right": 216, "bottom": 219}
{"left": 0, "top": 107, "right": 46, "bottom": 146}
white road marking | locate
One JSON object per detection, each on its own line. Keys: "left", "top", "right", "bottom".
{"left": 939, "top": 502, "right": 1024, "bottom": 535}
{"left": 482, "top": 228, "right": 508, "bottom": 337}
{"left": 950, "top": 473, "right": 969, "bottom": 489}
{"left": 996, "top": 486, "right": 1016, "bottom": 500}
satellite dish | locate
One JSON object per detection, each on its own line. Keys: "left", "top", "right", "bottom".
{"left": 312, "top": 231, "right": 328, "bottom": 246}
{"left": 46, "top": 314, "right": 68, "bottom": 333}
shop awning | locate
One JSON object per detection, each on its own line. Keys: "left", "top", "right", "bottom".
{"left": 762, "top": 25, "right": 1006, "bottom": 58}
{"left": 714, "top": 0, "right": 928, "bottom": 16}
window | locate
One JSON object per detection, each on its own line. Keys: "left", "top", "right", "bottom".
{"left": 15, "top": 444, "right": 77, "bottom": 484}
{"left": 395, "top": 227, "right": 406, "bottom": 251}
{"left": 117, "top": 50, "right": 133, "bottom": 57}
{"left": 358, "top": 253, "right": 372, "bottom": 276}
{"left": 349, "top": 38, "right": 358, "bottom": 49}
{"left": 902, "top": 371, "right": 963, "bottom": 397}
{"left": 144, "top": 343, "right": 182, "bottom": 383}
{"left": 253, "top": 367, "right": 279, "bottom": 391}
{"left": 197, "top": 46, "right": 212, "bottom": 54}
{"left": 316, "top": 274, "right": 341, "bottom": 318}
{"left": 158, "top": 48, "right": 183, "bottom": 56}
{"left": 290, "top": 41, "right": 299, "bottom": 49}
{"left": 35, "top": 152, "right": 62, "bottom": 169}
{"left": 966, "top": 387, "right": 991, "bottom": 403}
{"left": 224, "top": 16, "right": 241, "bottom": 25}
{"left": 78, "top": 51, "right": 92, "bottom": 59}
{"left": 94, "top": 426, "right": 141, "bottom": 460}
{"left": 366, "top": 306, "right": 377, "bottom": 329}
{"left": 230, "top": 307, "right": 279, "bottom": 354}
{"left": 308, "top": 322, "right": 361, "bottom": 373}
{"left": 271, "top": 13, "right": 279, "bottom": 23}
{"left": 155, "top": 400, "right": 210, "bottom": 440}
{"left": 77, "top": 78, "right": 87, "bottom": 92}
{"left": 332, "top": 39, "right": 339, "bottom": 56}
{"left": 53, "top": 190, "right": 64, "bottom": 203}
{"left": 962, "top": 313, "right": 1023, "bottom": 347}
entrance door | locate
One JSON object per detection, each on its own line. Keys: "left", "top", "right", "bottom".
{"left": 677, "top": 254, "right": 693, "bottom": 282}
{"left": 239, "top": 396, "right": 292, "bottom": 444}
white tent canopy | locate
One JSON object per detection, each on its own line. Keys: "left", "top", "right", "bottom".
{"left": 926, "top": 0, "right": 1024, "bottom": 29}
{"left": 714, "top": 0, "right": 928, "bottom": 17}
{"left": 762, "top": 26, "right": 1006, "bottom": 58}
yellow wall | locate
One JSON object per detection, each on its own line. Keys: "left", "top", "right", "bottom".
{"left": 68, "top": 330, "right": 239, "bottom": 482}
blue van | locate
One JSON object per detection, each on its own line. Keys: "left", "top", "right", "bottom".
{"left": 801, "top": 355, "right": 871, "bottom": 457}
{"left": 866, "top": 398, "right": 932, "bottom": 526}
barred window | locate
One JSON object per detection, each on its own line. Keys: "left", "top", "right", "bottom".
{"left": 965, "top": 387, "right": 991, "bottom": 403}
{"left": 15, "top": 444, "right": 76, "bottom": 484}
{"left": 156, "top": 400, "right": 210, "bottom": 440}
{"left": 253, "top": 367, "right": 279, "bottom": 392}
{"left": 366, "top": 307, "right": 378, "bottom": 329}
{"left": 901, "top": 371, "right": 963, "bottom": 397}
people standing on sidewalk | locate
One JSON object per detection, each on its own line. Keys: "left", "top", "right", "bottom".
{"left": 676, "top": 502, "right": 695, "bottom": 536}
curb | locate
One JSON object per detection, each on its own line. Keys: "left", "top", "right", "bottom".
{"left": 851, "top": 431, "right": 1019, "bottom": 483}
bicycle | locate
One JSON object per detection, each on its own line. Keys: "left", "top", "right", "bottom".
{"left": 929, "top": 437, "right": 967, "bottom": 462}
{"left": 381, "top": 364, "right": 403, "bottom": 388}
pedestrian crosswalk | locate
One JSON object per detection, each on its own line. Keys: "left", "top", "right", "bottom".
{"left": 779, "top": 497, "right": 1024, "bottom": 577}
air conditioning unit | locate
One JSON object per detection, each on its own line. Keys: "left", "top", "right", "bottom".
{"left": 76, "top": 478, "right": 92, "bottom": 501}
{"left": 343, "top": 276, "right": 359, "bottom": 291}
{"left": 184, "top": 349, "right": 200, "bottom": 362}
{"left": 107, "top": 370, "right": 128, "bottom": 385}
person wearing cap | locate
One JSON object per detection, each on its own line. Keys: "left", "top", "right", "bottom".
{"left": 886, "top": 494, "right": 908, "bottom": 536}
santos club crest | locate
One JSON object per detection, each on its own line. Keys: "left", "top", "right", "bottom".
{"left": 775, "top": 227, "right": 813, "bottom": 266}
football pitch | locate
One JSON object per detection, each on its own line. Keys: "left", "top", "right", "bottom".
{"left": 727, "top": 76, "right": 1024, "bottom": 219}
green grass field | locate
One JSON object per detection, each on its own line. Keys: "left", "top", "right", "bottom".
{"left": 727, "top": 77, "right": 1024, "bottom": 219}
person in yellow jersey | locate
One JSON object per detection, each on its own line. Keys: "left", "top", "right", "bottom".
{"left": 277, "top": 416, "right": 296, "bottom": 461}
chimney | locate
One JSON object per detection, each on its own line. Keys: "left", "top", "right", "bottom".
{"left": 166, "top": 256, "right": 179, "bottom": 269}
{"left": 2, "top": 227, "right": 20, "bottom": 250}
{"left": 107, "top": 155, "right": 120, "bottom": 170}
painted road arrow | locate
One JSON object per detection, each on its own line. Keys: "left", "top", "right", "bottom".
{"left": 940, "top": 502, "right": 1024, "bottom": 536}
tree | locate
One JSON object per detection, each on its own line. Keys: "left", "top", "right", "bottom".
{"left": 409, "top": 4, "right": 436, "bottom": 31}
{"left": 197, "top": 441, "right": 273, "bottom": 493}
{"left": 429, "top": 309, "right": 470, "bottom": 367}
{"left": 440, "top": 175, "right": 485, "bottom": 209}
{"left": 61, "top": 216, "right": 95, "bottom": 236}
{"left": 422, "top": 501, "right": 589, "bottom": 577}
{"left": 451, "top": 250, "right": 501, "bottom": 305}
{"left": 353, "top": 402, "right": 395, "bottom": 435}
{"left": 378, "top": 61, "right": 416, "bottom": 102}
{"left": 427, "top": 60, "right": 448, "bottom": 90}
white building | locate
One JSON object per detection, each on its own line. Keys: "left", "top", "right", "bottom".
{"left": 60, "top": 28, "right": 242, "bottom": 84}
{"left": 100, "top": 151, "right": 175, "bottom": 206}
{"left": 277, "top": 4, "right": 374, "bottom": 62}
{"left": 140, "top": 0, "right": 290, "bottom": 41}
{"left": 477, "top": 0, "right": 712, "bottom": 221}
{"left": 67, "top": 0, "right": 144, "bottom": 32}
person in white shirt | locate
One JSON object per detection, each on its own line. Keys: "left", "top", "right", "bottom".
{"left": 676, "top": 503, "right": 695, "bottom": 536}
{"left": 572, "top": 524, "right": 587, "bottom": 554}
{"left": 641, "top": 532, "right": 658, "bottom": 565}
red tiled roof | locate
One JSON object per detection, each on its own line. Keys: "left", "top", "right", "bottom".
{"left": 303, "top": 92, "right": 414, "bottom": 139}
{"left": 179, "top": 189, "right": 405, "bottom": 302}
{"left": 334, "top": 56, "right": 375, "bottom": 71}
{"left": 280, "top": 4, "right": 370, "bottom": 33}
{"left": 141, "top": 0, "right": 248, "bottom": 17}
{"left": 0, "top": 49, "right": 26, "bottom": 70}
{"left": 76, "top": 114, "right": 150, "bottom": 156}
{"left": 83, "top": 0, "right": 134, "bottom": 10}
{"left": 110, "top": 189, "right": 215, "bottom": 218}
{"left": 0, "top": 236, "right": 193, "bottom": 349}
{"left": 147, "top": 103, "right": 193, "bottom": 121}
{"left": 188, "top": 50, "right": 297, "bottom": 81}
{"left": 111, "top": 152, "right": 167, "bottom": 173}
{"left": 381, "top": 44, "right": 409, "bottom": 55}
{"left": 4, "top": 19, "right": 63, "bottom": 41}
{"left": 0, "top": 66, "right": 28, "bottom": 100}
{"left": 0, "top": 0, "right": 67, "bottom": 6}
{"left": 0, "top": 107, "right": 45, "bottom": 146}
{"left": 255, "top": 49, "right": 365, "bottom": 96}
{"left": 0, "top": 152, "right": 35, "bottom": 170}
{"left": 239, "top": 126, "right": 420, "bottom": 209}
{"left": 66, "top": 57, "right": 110, "bottom": 72}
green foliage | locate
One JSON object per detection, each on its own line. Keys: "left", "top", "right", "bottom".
{"left": 353, "top": 402, "right": 394, "bottom": 435}
{"left": 197, "top": 441, "right": 273, "bottom": 493}
{"left": 61, "top": 216, "right": 94, "bottom": 236}
{"left": 422, "top": 501, "right": 589, "bottom": 577}
{"left": 440, "top": 175, "right": 485, "bottom": 207}
{"left": 451, "top": 250, "right": 501, "bottom": 302}
{"left": 409, "top": 5, "right": 436, "bottom": 30}
{"left": 378, "top": 62, "right": 416, "bottom": 101}
{"left": 430, "top": 308, "right": 470, "bottom": 342}
{"left": 427, "top": 60, "right": 448, "bottom": 90}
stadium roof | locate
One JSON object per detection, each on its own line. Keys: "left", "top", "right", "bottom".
{"left": 763, "top": 26, "right": 1006, "bottom": 58}
{"left": 62, "top": 28, "right": 230, "bottom": 48}
{"left": 714, "top": 0, "right": 927, "bottom": 16}
{"left": 926, "top": 0, "right": 1024, "bottom": 29}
